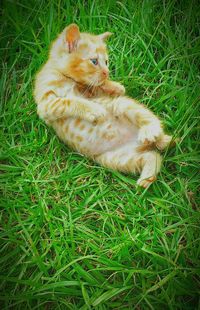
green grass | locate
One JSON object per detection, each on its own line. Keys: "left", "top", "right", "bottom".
{"left": 1, "top": 0, "right": 200, "bottom": 309}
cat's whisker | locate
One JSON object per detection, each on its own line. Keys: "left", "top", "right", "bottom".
{"left": 82, "top": 80, "right": 96, "bottom": 96}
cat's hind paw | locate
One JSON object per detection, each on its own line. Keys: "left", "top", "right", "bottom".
{"left": 138, "top": 124, "right": 163, "bottom": 144}
{"left": 156, "top": 134, "right": 174, "bottom": 150}
{"left": 137, "top": 176, "right": 157, "bottom": 188}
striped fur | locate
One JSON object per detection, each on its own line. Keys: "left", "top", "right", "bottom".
{"left": 34, "top": 24, "right": 172, "bottom": 188}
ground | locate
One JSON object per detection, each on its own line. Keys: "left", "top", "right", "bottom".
{"left": 0, "top": 0, "right": 200, "bottom": 309}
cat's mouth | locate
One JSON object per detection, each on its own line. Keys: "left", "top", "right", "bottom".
{"left": 87, "top": 73, "right": 109, "bottom": 87}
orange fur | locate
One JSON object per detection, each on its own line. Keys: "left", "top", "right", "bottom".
{"left": 65, "top": 24, "right": 80, "bottom": 42}
{"left": 34, "top": 24, "right": 173, "bottom": 188}
{"left": 96, "top": 46, "right": 107, "bottom": 53}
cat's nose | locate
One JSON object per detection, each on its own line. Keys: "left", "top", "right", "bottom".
{"left": 102, "top": 69, "right": 109, "bottom": 79}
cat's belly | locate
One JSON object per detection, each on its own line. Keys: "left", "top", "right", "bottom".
{"left": 52, "top": 115, "right": 139, "bottom": 157}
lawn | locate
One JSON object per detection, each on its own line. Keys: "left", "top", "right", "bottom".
{"left": 0, "top": 0, "right": 200, "bottom": 309}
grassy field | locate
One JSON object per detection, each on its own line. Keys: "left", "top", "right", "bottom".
{"left": 1, "top": 0, "right": 200, "bottom": 309}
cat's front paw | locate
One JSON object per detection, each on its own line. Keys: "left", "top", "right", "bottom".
{"left": 110, "top": 83, "right": 125, "bottom": 96}
{"left": 101, "top": 82, "right": 125, "bottom": 97}
{"left": 138, "top": 124, "right": 163, "bottom": 143}
{"left": 86, "top": 106, "right": 107, "bottom": 123}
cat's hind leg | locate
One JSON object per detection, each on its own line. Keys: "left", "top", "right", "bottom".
{"left": 96, "top": 144, "right": 162, "bottom": 188}
{"left": 136, "top": 151, "right": 162, "bottom": 188}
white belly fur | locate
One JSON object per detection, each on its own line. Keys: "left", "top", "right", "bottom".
{"left": 52, "top": 114, "right": 140, "bottom": 157}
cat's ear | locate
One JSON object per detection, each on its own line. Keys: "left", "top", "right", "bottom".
{"left": 98, "top": 32, "right": 113, "bottom": 41}
{"left": 65, "top": 24, "right": 80, "bottom": 53}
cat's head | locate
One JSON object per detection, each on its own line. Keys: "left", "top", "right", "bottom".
{"left": 50, "top": 24, "right": 112, "bottom": 86}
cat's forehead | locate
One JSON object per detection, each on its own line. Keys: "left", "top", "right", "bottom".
{"left": 78, "top": 34, "right": 107, "bottom": 56}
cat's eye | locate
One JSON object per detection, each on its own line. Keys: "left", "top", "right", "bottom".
{"left": 105, "top": 60, "right": 108, "bottom": 66}
{"left": 90, "top": 58, "right": 98, "bottom": 65}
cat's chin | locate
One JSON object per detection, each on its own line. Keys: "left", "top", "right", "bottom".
{"left": 86, "top": 77, "right": 107, "bottom": 87}
{"left": 83, "top": 80, "right": 104, "bottom": 87}
{"left": 93, "top": 80, "right": 106, "bottom": 87}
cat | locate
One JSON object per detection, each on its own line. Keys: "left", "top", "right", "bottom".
{"left": 34, "top": 24, "right": 172, "bottom": 188}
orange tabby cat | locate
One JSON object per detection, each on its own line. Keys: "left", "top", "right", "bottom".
{"left": 34, "top": 24, "right": 172, "bottom": 188}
